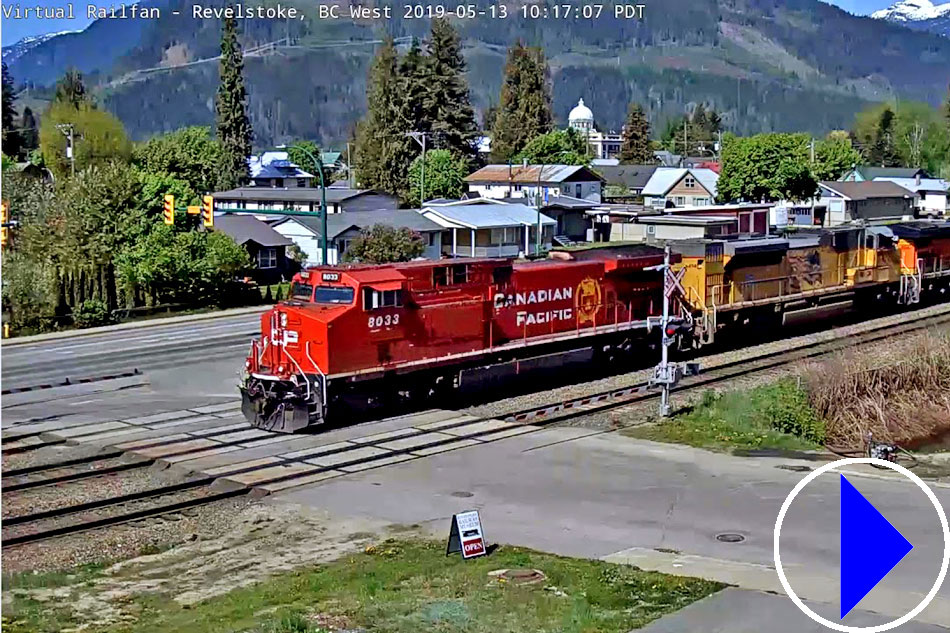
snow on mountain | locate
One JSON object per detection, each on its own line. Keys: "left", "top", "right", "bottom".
{"left": 872, "top": 0, "right": 950, "bottom": 37}
{"left": 2, "top": 31, "right": 79, "bottom": 64}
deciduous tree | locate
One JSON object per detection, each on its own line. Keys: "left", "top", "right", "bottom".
{"left": 515, "top": 128, "right": 588, "bottom": 165}
{"left": 215, "top": 16, "right": 253, "bottom": 190}
{"left": 342, "top": 225, "right": 426, "bottom": 264}
{"left": 408, "top": 149, "right": 468, "bottom": 202}
{"left": 717, "top": 133, "right": 818, "bottom": 203}
{"left": 39, "top": 102, "right": 132, "bottom": 178}
{"left": 133, "top": 126, "right": 222, "bottom": 194}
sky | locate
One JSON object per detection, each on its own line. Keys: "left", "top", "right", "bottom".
{"left": 0, "top": 0, "right": 902, "bottom": 46}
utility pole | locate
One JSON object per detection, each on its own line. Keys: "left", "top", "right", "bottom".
{"left": 346, "top": 142, "right": 354, "bottom": 188}
{"left": 56, "top": 123, "right": 75, "bottom": 176}
{"left": 277, "top": 144, "right": 327, "bottom": 264}
{"left": 406, "top": 132, "right": 427, "bottom": 208}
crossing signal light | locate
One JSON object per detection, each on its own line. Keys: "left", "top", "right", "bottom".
{"left": 163, "top": 194, "right": 175, "bottom": 225}
{"left": 202, "top": 195, "right": 214, "bottom": 227}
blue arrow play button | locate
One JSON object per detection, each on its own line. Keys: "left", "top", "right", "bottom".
{"left": 840, "top": 474, "right": 914, "bottom": 619}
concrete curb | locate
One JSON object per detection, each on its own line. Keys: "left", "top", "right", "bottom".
{"left": 2, "top": 305, "right": 270, "bottom": 347}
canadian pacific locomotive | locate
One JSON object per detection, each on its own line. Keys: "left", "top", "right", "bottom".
{"left": 241, "top": 221, "right": 950, "bottom": 433}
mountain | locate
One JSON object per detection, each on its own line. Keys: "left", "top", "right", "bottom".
{"left": 871, "top": 0, "right": 950, "bottom": 37}
{"left": 2, "top": 31, "right": 79, "bottom": 65}
{"left": 7, "top": 0, "right": 950, "bottom": 148}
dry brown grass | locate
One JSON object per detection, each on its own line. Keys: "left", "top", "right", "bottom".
{"left": 802, "top": 330, "right": 950, "bottom": 449}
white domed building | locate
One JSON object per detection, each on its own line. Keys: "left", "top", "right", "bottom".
{"left": 567, "top": 98, "right": 622, "bottom": 161}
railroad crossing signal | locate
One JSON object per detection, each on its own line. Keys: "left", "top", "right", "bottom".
{"left": 163, "top": 194, "right": 175, "bottom": 225}
{"left": 664, "top": 267, "right": 686, "bottom": 299}
{"left": 202, "top": 195, "right": 214, "bottom": 227}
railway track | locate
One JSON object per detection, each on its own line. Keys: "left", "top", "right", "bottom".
{"left": 4, "top": 308, "right": 949, "bottom": 548}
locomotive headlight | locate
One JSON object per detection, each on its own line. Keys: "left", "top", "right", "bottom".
{"left": 278, "top": 364, "right": 286, "bottom": 374}
{"left": 279, "top": 312, "right": 288, "bottom": 327}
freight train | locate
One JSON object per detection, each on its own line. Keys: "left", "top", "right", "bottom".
{"left": 240, "top": 221, "right": 950, "bottom": 433}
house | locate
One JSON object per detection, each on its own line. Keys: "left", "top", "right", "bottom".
{"left": 500, "top": 195, "right": 596, "bottom": 243}
{"left": 464, "top": 164, "right": 604, "bottom": 203}
{"left": 567, "top": 98, "right": 623, "bottom": 160}
{"left": 273, "top": 210, "right": 445, "bottom": 266}
{"left": 654, "top": 150, "right": 682, "bottom": 167}
{"left": 419, "top": 203, "right": 556, "bottom": 257}
{"left": 817, "top": 181, "right": 917, "bottom": 225}
{"left": 596, "top": 164, "right": 658, "bottom": 200}
{"left": 610, "top": 215, "right": 738, "bottom": 243}
{"left": 213, "top": 215, "right": 298, "bottom": 284}
{"left": 641, "top": 168, "right": 719, "bottom": 209}
{"left": 248, "top": 151, "right": 315, "bottom": 188}
{"left": 873, "top": 177, "right": 948, "bottom": 217}
{"left": 320, "top": 151, "right": 346, "bottom": 172}
{"left": 601, "top": 202, "right": 771, "bottom": 243}
{"left": 211, "top": 187, "right": 399, "bottom": 215}
{"left": 840, "top": 166, "right": 932, "bottom": 182}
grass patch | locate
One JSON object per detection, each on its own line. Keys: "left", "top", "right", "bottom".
{"left": 625, "top": 380, "right": 825, "bottom": 453}
{"left": 3, "top": 540, "right": 721, "bottom": 633}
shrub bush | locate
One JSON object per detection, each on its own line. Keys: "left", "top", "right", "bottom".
{"left": 72, "top": 299, "right": 114, "bottom": 328}
{"left": 759, "top": 380, "right": 825, "bottom": 444}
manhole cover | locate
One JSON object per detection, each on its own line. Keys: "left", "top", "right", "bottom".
{"left": 776, "top": 464, "right": 812, "bottom": 473}
{"left": 450, "top": 491, "right": 474, "bottom": 498}
{"left": 716, "top": 532, "right": 746, "bottom": 543}
{"left": 488, "top": 568, "right": 547, "bottom": 585}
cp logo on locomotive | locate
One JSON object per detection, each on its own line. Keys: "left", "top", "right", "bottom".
{"left": 575, "top": 277, "right": 602, "bottom": 324}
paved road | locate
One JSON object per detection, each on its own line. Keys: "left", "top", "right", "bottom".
{"left": 278, "top": 427, "right": 950, "bottom": 629}
{"left": 0, "top": 312, "right": 262, "bottom": 390}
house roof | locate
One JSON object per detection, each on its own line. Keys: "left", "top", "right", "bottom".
{"left": 279, "top": 210, "right": 443, "bottom": 240}
{"left": 498, "top": 195, "right": 597, "bottom": 210}
{"left": 214, "top": 215, "right": 294, "bottom": 247}
{"left": 211, "top": 187, "right": 389, "bottom": 204}
{"left": 464, "top": 164, "right": 604, "bottom": 184}
{"left": 872, "top": 177, "right": 949, "bottom": 194}
{"left": 819, "top": 181, "right": 916, "bottom": 201}
{"left": 321, "top": 152, "right": 343, "bottom": 165}
{"left": 249, "top": 151, "right": 314, "bottom": 179}
{"left": 851, "top": 166, "right": 931, "bottom": 180}
{"left": 642, "top": 168, "right": 719, "bottom": 197}
{"left": 421, "top": 203, "right": 556, "bottom": 229}
{"left": 595, "top": 164, "right": 658, "bottom": 190}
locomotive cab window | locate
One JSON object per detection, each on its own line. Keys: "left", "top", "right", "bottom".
{"left": 363, "top": 287, "right": 403, "bottom": 310}
{"left": 433, "top": 264, "right": 469, "bottom": 287}
{"left": 313, "top": 286, "right": 355, "bottom": 304}
{"left": 291, "top": 282, "right": 314, "bottom": 301}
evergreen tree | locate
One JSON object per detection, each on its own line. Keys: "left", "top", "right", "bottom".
{"left": 355, "top": 37, "right": 408, "bottom": 196}
{"left": 943, "top": 84, "right": 950, "bottom": 131}
{"left": 215, "top": 16, "right": 253, "bottom": 190}
{"left": 869, "top": 107, "right": 900, "bottom": 167}
{"left": 390, "top": 39, "right": 430, "bottom": 201}
{"left": 54, "top": 69, "right": 89, "bottom": 109}
{"left": 424, "top": 18, "right": 479, "bottom": 161}
{"left": 2, "top": 62, "right": 20, "bottom": 157}
{"left": 490, "top": 42, "right": 553, "bottom": 162}
{"left": 618, "top": 102, "right": 652, "bottom": 164}
{"left": 20, "top": 107, "right": 38, "bottom": 155}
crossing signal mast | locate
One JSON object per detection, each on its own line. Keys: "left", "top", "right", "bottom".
{"left": 645, "top": 245, "right": 701, "bottom": 417}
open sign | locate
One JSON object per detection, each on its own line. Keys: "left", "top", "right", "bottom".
{"left": 446, "top": 510, "right": 486, "bottom": 560}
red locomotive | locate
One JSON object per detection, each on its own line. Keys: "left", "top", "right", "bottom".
{"left": 241, "top": 248, "right": 673, "bottom": 432}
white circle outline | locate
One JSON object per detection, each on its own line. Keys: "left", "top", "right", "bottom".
{"left": 773, "top": 457, "right": 950, "bottom": 633}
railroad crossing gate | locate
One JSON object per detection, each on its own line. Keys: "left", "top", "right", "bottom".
{"left": 446, "top": 510, "right": 487, "bottom": 559}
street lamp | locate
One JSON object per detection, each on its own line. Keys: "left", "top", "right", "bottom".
{"left": 278, "top": 144, "right": 327, "bottom": 266}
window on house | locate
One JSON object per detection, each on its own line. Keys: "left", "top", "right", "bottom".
{"left": 296, "top": 178, "right": 306, "bottom": 188}
{"left": 694, "top": 198, "right": 708, "bottom": 206}
{"left": 362, "top": 287, "right": 403, "bottom": 310}
{"left": 674, "top": 196, "right": 686, "bottom": 206}
{"left": 490, "top": 227, "right": 520, "bottom": 245}
{"left": 428, "top": 232, "right": 437, "bottom": 247}
{"left": 685, "top": 176, "right": 696, "bottom": 189}
{"left": 257, "top": 248, "right": 277, "bottom": 269}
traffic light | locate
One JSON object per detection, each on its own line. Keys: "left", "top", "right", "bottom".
{"left": 202, "top": 195, "right": 214, "bottom": 227}
{"left": 163, "top": 194, "right": 175, "bottom": 225}
{"left": 1, "top": 200, "right": 8, "bottom": 248}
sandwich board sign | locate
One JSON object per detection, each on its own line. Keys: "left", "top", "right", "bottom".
{"left": 446, "top": 510, "right": 486, "bottom": 559}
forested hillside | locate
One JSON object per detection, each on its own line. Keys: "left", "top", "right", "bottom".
{"left": 7, "top": 0, "right": 950, "bottom": 146}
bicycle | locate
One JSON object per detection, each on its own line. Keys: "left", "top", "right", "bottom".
{"left": 864, "top": 431, "right": 918, "bottom": 470}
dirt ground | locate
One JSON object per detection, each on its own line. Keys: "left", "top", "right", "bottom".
{"left": 2, "top": 500, "right": 410, "bottom": 631}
